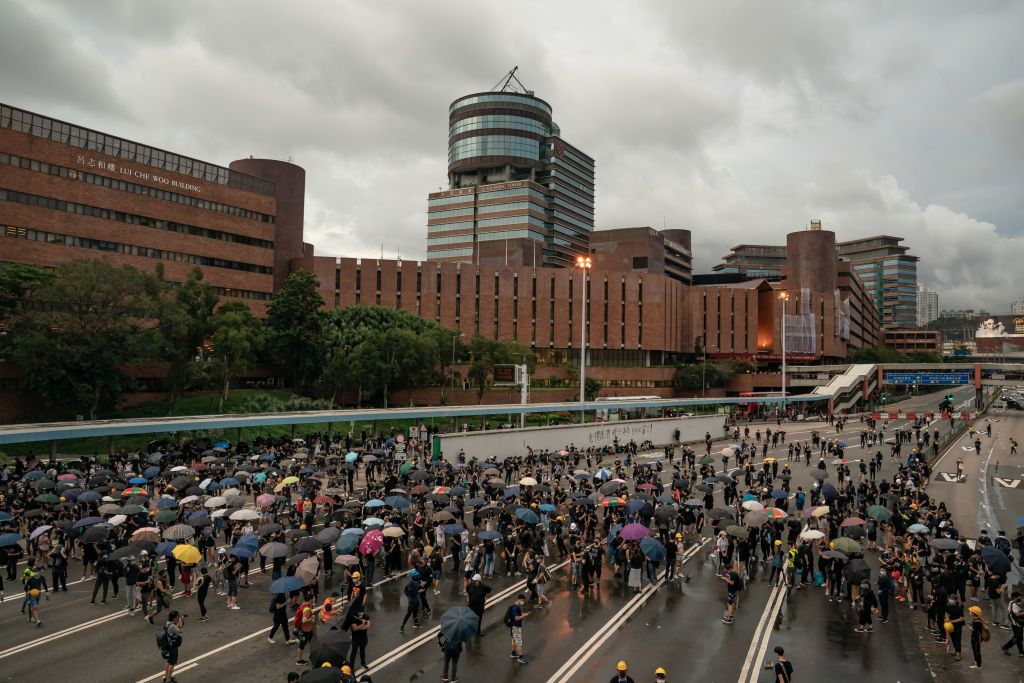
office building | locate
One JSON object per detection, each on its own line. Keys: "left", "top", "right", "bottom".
{"left": 589, "top": 227, "right": 693, "bottom": 285}
{"left": 426, "top": 82, "right": 595, "bottom": 268}
{"left": 1011, "top": 299, "right": 1024, "bottom": 316}
{"left": 836, "top": 235, "right": 918, "bottom": 329}
{"left": 916, "top": 284, "right": 939, "bottom": 327}
{"left": 0, "top": 103, "right": 310, "bottom": 314}
{"left": 940, "top": 309, "right": 982, "bottom": 319}
{"left": 711, "top": 244, "right": 786, "bottom": 281}
{"left": 885, "top": 328, "right": 942, "bottom": 355}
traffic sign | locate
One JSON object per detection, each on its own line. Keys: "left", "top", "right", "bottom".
{"left": 884, "top": 372, "right": 971, "bottom": 386}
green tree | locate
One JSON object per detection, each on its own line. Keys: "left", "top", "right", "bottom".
{"left": 209, "top": 301, "right": 262, "bottom": 411}
{"left": 0, "top": 263, "right": 52, "bottom": 361}
{"left": 266, "top": 270, "right": 325, "bottom": 394}
{"left": 156, "top": 268, "right": 218, "bottom": 410}
{"left": 9, "top": 259, "right": 158, "bottom": 419}
{"left": 467, "top": 335, "right": 534, "bottom": 402}
{"left": 584, "top": 377, "right": 603, "bottom": 401}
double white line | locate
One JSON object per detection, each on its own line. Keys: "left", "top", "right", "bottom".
{"left": 545, "top": 539, "right": 709, "bottom": 683}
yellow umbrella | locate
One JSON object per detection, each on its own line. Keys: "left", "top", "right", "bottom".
{"left": 763, "top": 457, "right": 777, "bottom": 462}
{"left": 382, "top": 526, "right": 405, "bottom": 538}
{"left": 811, "top": 506, "right": 830, "bottom": 518}
{"left": 172, "top": 544, "right": 202, "bottom": 565}
{"left": 281, "top": 476, "right": 300, "bottom": 485}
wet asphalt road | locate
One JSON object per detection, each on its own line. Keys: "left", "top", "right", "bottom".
{"left": 5, "top": 384, "right": 1017, "bottom": 683}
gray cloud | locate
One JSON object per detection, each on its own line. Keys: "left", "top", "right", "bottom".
{"left": 3, "top": 0, "right": 1023, "bottom": 310}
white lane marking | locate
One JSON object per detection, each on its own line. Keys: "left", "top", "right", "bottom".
{"left": 546, "top": 540, "right": 709, "bottom": 683}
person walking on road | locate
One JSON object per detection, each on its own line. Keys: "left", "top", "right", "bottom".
{"left": 294, "top": 595, "right": 315, "bottom": 665}
{"left": 968, "top": 605, "right": 987, "bottom": 669}
{"left": 773, "top": 646, "right": 793, "bottom": 683}
{"left": 720, "top": 568, "right": 742, "bottom": 624}
{"left": 267, "top": 593, "right": 294, "bottom": 644}
{"left": 157, "top": 609, "right": 185, "bottom": 683}
{"left": 399, "top": 570, "right": 422, "bottom": 633}
{"left": 440, "top": 634, "right": 462, "bottom": 683}
{"left": 195, "top": 566, "right": 210, "bottom": 621}
{"left": 1002, "top": 591, "right": 1024, "bottom": 656}
{"left": 466, "top": 573, "right": 491, "bottom": 636}
{"left": 507, "top": 592, "right": 532, "bottom": 664}
{"left": 343, "top": 602, "right": 371, "bottom": 671}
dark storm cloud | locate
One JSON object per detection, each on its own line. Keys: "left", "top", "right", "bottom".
{"left": 3, "top": 0, "right": 1023, "bottom": 310}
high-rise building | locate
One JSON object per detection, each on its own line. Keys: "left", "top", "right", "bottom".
{"left": 836, "top": 235, "right": 918, "bottom": 329}
{"left": 589, "top": 227, "right": 693, "bottom": 285}
{"left": 1011, "top": 299, "right": 1024, "bottom": 315}
{"left": 426, "top": 73, "right": 595, "bottom": 269}
{"left": 916, "top": 284, "right": 939, "bottom": 327}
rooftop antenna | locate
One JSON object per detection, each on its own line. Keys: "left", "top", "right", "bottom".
{"left": 492, "top": 66, "right": 529, "bottom": 94}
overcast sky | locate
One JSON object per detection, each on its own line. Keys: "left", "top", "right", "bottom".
{"left": 3, "top": 1, "right": 1022, "bottom": 310}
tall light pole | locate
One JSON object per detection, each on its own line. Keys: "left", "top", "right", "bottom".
{"left": 779, "top": 291, "right": 789, "bottom": 419}
{"left": 576, "top": 255, "right": 592, "bottom": 412}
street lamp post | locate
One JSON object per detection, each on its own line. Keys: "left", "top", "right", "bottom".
{"left": 450, "top": 333, "right": 466, "bottom": 402}
{"left": 576, "top": 255, "right": 592, "bottom": 414}
{"left": 779, "top": 292, "right": 789, "bottom": 419}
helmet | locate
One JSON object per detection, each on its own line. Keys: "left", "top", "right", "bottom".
{"left": 774, "top": 540, "right": 782, "bottom": 546}
{"left": 321, "top": 662, "right": 333, "bottom": 668}
{"left": 351, "top": 571, "right": 361, "bottom": 579}
{"left": 472, "top": 573, "right": 482, "bottom": 582}
{"left": 300, "top": 524, "right": 307, "bottom": 530}
{"left": 655, "top": 667, "right": 667, "bottom": 677}
{"left": 140, "top": 550, "right": 149, "bottom": 557}
{"left": 944, "top": 621, "right": 954, "bottom": 633}
{"left": 341, "top": 665, "right": 352, "bottom": 675}
{"left": 616, "top": 660, "right": 628, "bottom": 672}
{"left": 675, "top": 533, "right": 682, "bottom": 539}
{"left": 411, "top": 569, "right": 420, "bottom": 577}
{"left": 969, "top": 605, "right": 983, "bottom": 617}
{"left": 570, "top": 523, "right": 578, "bottom": 531}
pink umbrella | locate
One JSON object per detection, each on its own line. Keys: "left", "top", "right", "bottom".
{"left": 256, "top": 493, "right": 275, "bottom": 507}
{"left": 359, "top": 529, "right": 384, "bottom": 555}
{"left": 618, "top": 523, "right": 651, "bottom": 541}
{"left": 57, "top": 474, "right": 78, "bottom": 481}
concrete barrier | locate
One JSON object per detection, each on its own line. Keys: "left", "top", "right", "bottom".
{"left": 435, "top": 414, "right": 727, "bottom": 461}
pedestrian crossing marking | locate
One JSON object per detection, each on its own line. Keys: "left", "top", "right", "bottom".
{"left": 936, "top": 473, "right": 964, "bottom": 483}
{"left": 993, "top": 478, "right": 1021, "bottom": 488}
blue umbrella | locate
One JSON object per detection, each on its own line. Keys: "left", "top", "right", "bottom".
{"left": 467, "top": 498, "right": 486, "bottom": 507}
{"left": 156, "top": 498, "right": 179, "bottom": 509}
{"left": 220, "top": 478, "right": 239, "bottom": 487}
{"left": 640, "top": 537, "right": 666, "bottom": 562}
{"left": 72, "top": 516, "right": 105, "bottom": 529}
{"left": 539, "top": 503, "right": 557, "bottom": 513}
{"left": 442, "top": 523, "right": 466, "bottom": 535}
{"left": 269, "top": 576, "right": 307, "bottom": 593}
{"left": 626, "top": 499, "right": 648, "bottom": 514}
{"left": 187, "top": 510, "right": 210, "bottom": 523}
{"left": 608, "top": 524, "right": 623, "bottom": 541}
{"left": 515, "top": 508, "right": 539, "bottom": 525}
{"left": 837, "top": 441, "right": 848, "bottom": 448}
{"left": 259, "top": 454, "right": 275, "bottom": 461}
{"left": 451, "top": 486, "right": 467, "bottom": 496}
{"left": 24, "top": 471, "right": 45, "bottom": 480}
{"left": 0, "top": 533, "right": 22, "bottom": 548}
{"left": 770, "top": 489, "right": 788, "bottom": 500}
{"left": 981, "top": 546, "right": 1011, "bottom": 574}
{"left": 478, "top": 530, "right": 501, "bottom": 541}
{"left": 229, "top": 546, "right": 254, "bottom": 559}
{"left": 342, "top": 527, "right": 365, "bottom": 536}
{"left": 503, "top": 487, "right": 520, "bottom": 498}
{"left": 821, "top": 484, "right": 839, "bottom": 501}
{"left": 1018, "top": 515, "right": 1024, "bottom": 526}
{"left": 155, "top": 541, "right": 178, "bottom": 556}
{"left": 742, "top": 493, "right": 758, "bottom": 501}
{"left": 143, "top": 466, "right": 161, "bottom": 479}
{"left": 0, "top": 511, "right": 12, "bottom": 522}
{"left": 364, "top": 499, "right": 386, "bottom": 508}
{"left": 595, "top": 468, "right": 613, "bottom": 480}
{"left": 78, "top": 491, "right": 102, "bottom": 502}
{"left": 345, "top": 453, "right": 359, "bottom": 463}
{"left": 336, "top": 535, "right": 359, "bottom": 554}
{"left": 385, "top": 496, "right": 410, "bottom": 509}
{"left": 61, "top": 488, "right": 81, "bottom": 500}
{"left": 129, "top": 477, "right": 147, "bottom": 485}
{"left": 204, "top": 480, "right": 222, "bottom": 490}
{"left": 237, "top": 533, "right": 260, "bottom": 549}
{"left": 440, "top": 606, "right": 480, "bottom": 644}
{"left": 212, "top": 441, "right": 230, "bottom": 449}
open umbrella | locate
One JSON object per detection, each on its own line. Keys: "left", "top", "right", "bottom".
{"left": 866, "top": 505, "right": 891, "bottom": 522}
{"left": 843, "top": 558, "right": 871, "bottom": 583}
{"left": 310, "top": 622, "right": 351, "bottom": 668}
{"left": 515, "top": 508, "right": 539, "bottom": 525}
{"left": 930, "top": 538, "right": 959, "bottom": 551}
{"left": 726, "top": 525, "right": 749, "bottom": 539}
{"left": 618, "top": 523, "right": 650, "bottom": 541}
{"left": 442, "top": 524, "right": 466, "bottom": 535}
{"left": 295, "top": 537, "right": 323, "bottom": 554}
{"left": 821, "top": 550, "right": 849, "bottom": 561}
{"left": 80, "top": 525, "right": 111, "bottom": 544}
{"left": 269, "top": 576, "right": 306, "bottom": 593}
{"left": 230, "top": 509, "right": 260, "bottom": 521}
{"left": 258, "top": 542, "right": 288, "bottom": 559}
{"left": 830, "top": 537, "right": 862, "bottom": 554}
{"left": 707, "top": 508, "right": 736, "bottom": 521}
{"left": 840, "top": 517, "right": 866, "bottom": 527}
{"left": 172, "top": 544, "right": 202, "bottom": 565}
{"left": 440, "top": 606, "right": 480, "bottom": 644}
{"left": 800, "top": 529, "right": 825, "bottom": 541}
{"left": 907, "top": 524, "right": 930, "bottom": 534}
{"left": 29, "top": 525, "right": 53, "bottom": 541}
{"left": 639, "top": 537, "right": 666, "bottom": 561}
{"left": 335, "top": 554, "right": 360, "bottom": 566}
{"left": 981, "top": 546, "right": 1011, "bottom": 574}
{"left": 163, "top": 524, "right": 195, "bottom": 541}
{"left": 359, "top": 529, "right": 384, "bottom": 555}
{"left": 742, "top": 500, "right": 764, "bottom": 512}
{"left": 295, "top": 556, "right": 321, "bottom": 583}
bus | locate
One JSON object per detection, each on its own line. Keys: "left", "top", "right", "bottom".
{"left": 594, "top": 396, "right": 664, "bottom": 422}
{"left": 736, "top": 391, "right": 789, "bottom": 420}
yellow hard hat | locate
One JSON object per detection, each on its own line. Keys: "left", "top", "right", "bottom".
{"left": 969, "top": 605, "right": 982, "bottom": 617}
{"left": 351, "top": 571, "right": 361, "bottom": 579}
{"left": 321, "top": 662, "right": 333, "bottom": 668}
{"left": 655, "top": 667, "right": 667, "bottom": 676}
{"left": 617, "top": 660, "right": 628, "bottom": 671}
{"left": 341, "top": 665, "right": 352, "bottom": 675}
{"left": 774, "top": 540, "right": 782, "bottom": 546}
{"left": 944, "top": 621, "right": 954, "bottom": 633}
{"left": 300, "top": 524, "right": 307, "bottom": 530}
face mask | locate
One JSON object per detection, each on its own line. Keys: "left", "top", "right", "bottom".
{"left": 947, "top": 599, "right": 956, "bottom": 607}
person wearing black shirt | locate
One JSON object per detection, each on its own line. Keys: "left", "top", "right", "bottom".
{"left": 946, "top": 593, "right": 965, "bottom": 660}
{"left": 465, "top": 574, "right": 491, "bottom": 636}
{"left": 343, "top": 603, "right": 371, "bottom": 670}
{"left": 773, "top": 646, "right": 793, "bottom": 682}
{"left": 856, "top": 581, "right": 878, "bottom": 633}
{"left": 91, "top": 554, "right": 115, "bottom": 605}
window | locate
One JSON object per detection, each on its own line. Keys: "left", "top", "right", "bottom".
{"left": 632, "top": 256, "right": 649, "bottom": 270}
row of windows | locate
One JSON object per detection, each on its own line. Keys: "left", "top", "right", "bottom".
{"left": 427, "top": 221, "right": 474, "bottom": 234}
{"left": 427, "top": 206, "right": 475, "bottom": 219}
{"left": 426, "top": 234, "right": 473, "bottom": 246}
{"left": 450, "top": 115, "right": 551, "bottom": 138}
{"left": 478, "top": 187, "right": 547, "bottom": 203}
{"left": 548, "top": 207, "right": 594, "bottom": 232}
{"left": 0, "top": 152, "right": 274, "bottom": 224}
{"left": 477, "top": 229, "right": 545, "bottom": 243}
{"left": 0, "top": 188, "right": 274, "bottom": 249}
{"left": 1, "top": 105, "right": 275, "bottom": 196}
{"left": 543, "top": 154, "right": 596, "bottom": 181}
{"left": 166, "top": 280, "right": 271, "bottom": 301}
{"left": 449, "top": 136, "right": 540, "bottom": 164}
{"left": 477, "top": 201, "right": 542, "bottom": 215}
{"left": 450, "top": 94, "right": 552, "bottom": 115}
{"left": 476, "top": 215, "right": 547, "bottom": 229}
{"left": 3, "top": 225, "right": 272, "bottom": 274}
{"left": 428, "top": 194, "right": 474, "bottom": 207}
{"left": 539, "top": 170, "right": 594, "bottom": 195}
{"left": 426, "top": 247, "right": 473, "bottom": 258}
{"left": 544, "top": 143, "right": 595, "bottom": 170}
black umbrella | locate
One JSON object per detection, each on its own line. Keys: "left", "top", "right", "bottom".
{"left": 930, "top": 538, "right": 959, "bottom": 551}
{"left": 299, "top": 670, "right": 343, "bottom": 683}
{"left": 707, "top": 507, "right": 735, "bottom": 521}
{"left": 981, "top": 546, "right": 1011, "bottom": 574}
{"left": 80, "top": 525, "right": 111, "bottom": 544}
{"left": 440, "top": 606, "right": 480, "bottom": 644}
{"left": 310, "top": 623, "right": 351, "bottom": 667}
{"left": 843, "top": 558, "right": 871, "bottom": 583}
{"left": 295, "top": 536, "right": 323, "bottom": 554}
{"left": 169, "top": 476, "right": 193, "bottom": 490}
{"left": 653, "top": 507, "right": 676, "bottom": 524}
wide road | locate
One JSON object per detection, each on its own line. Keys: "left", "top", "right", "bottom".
{"left": 0, "top": 385, "right": 996, "bottom": 683}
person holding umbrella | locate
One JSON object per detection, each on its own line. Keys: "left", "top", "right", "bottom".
{"left": 466, "top": 573, "right": 491, "bottom": 636}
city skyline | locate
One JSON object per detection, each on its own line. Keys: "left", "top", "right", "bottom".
{"left": 2, "top": 1, "right": 1021, "bottom": 310}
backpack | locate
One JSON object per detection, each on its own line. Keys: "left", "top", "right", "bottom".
{"left": 980, "top": 621, "right": 991, "bottom": 642}
{"left": 155, "top": 626, "right": 169, "bottom": 651}
{"left": 293, "top": 605, "right": 307, "bottom": 630}
{"left": 502, "top": 604, "right": 515, "bottom": 628}
{"left": 995, "top": 537, "right": 1012, "bottom": 555}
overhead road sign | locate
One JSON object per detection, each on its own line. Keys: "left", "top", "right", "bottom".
{"left": 884, "top": 372, "right": 971, "bottom": 386}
